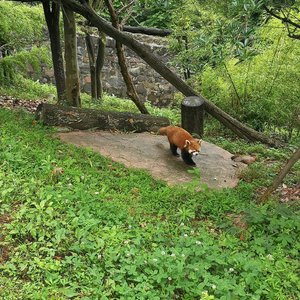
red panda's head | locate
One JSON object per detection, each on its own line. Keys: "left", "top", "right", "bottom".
{"left": 184, "top": 139, "right": 202, "bottom": 156}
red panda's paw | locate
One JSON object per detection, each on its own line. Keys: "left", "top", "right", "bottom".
{"left": 181, "top": 151, "right": 196, "bottom": 166}
{"left": 185, "top": 161, "right": 196, "bottom": 167}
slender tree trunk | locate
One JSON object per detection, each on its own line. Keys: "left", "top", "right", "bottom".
{"left": 105, "top": 0, "right": 149, "bottom": 114}
{"left": 85, "top": 33, "right": 97, "bottom": 101}
{"left": 96, "top": 30, "right": 105, "bottom": 100}
{"left": 60, "top": 0, "right": 281, "bottom": 146}
{"left": 63, "top": 6, "right": 81, "bottom": 107}
{"left": 42, "top": 0, "right": 66, "bottom": 103}
{"left": 260, "top": 146, "right": 300, "bottom": 202}
{"left": 85, "top": 30, "right": 105, "bottom": 101}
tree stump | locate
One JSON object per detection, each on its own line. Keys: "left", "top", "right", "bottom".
{"left": 181, "top": 96, "right": 205, "bottom": 137}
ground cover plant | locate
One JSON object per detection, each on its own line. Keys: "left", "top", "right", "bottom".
{"left": 0, "top": 2, "right": 299, "bottom": 298}
{"left": 0, "top": 106, "right": 299, "bottom": 299}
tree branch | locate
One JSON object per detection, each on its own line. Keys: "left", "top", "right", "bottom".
{"left": 58, "top": 0, "right": 281, "bottom": 146}
{"left": 260, "top": 146, "right": 300, "bottom": 202}
{"left": 123, "top": 26, "right": 172, "bottom": 36}
{"left": 117, "top": 0, "right": 135, "bottom": 15}
{"left": 263, "top": 5, "right": 300, "bottom": 29}
{"left": 105, "top": 0, "right": 149, "bottom": 114}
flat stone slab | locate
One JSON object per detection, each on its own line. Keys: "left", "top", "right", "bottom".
{"left": 57, "top": 130, "right": 246, "bottom": 189}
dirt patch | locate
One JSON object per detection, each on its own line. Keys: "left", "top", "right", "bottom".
{"left": 0, "top": 213, "right": 12, "bottom": 264}
{"left": 57, "top": 130, "right": 246, "bottom": 189}
{"left": 0, "top": 95, "right": 46, "bottom": 113}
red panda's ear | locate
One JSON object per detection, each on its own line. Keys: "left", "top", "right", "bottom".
{"left": 197, "top": 139, "right": 202, "bottom": 144}
{"left": 184, "top": 140, "right": 191, "bottom": 148}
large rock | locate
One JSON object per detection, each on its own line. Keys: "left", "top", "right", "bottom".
{"left": 57, "top": 131, "right": 246, "bottom": 189}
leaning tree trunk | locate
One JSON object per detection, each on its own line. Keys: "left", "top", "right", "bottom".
{"left": 63, "top": 6, "right": 81, "bottom": 107}
{"left": 260, "top": 146, "right": 300, "bottom": 202}
{"left": 42, "top": 0, "right": 66, "bottom": 103}
{"left": 60, "top": 0, "right": 280, "bottom": 147}
{"left": 105, "top": 0, "right": 149, "bottom": 115}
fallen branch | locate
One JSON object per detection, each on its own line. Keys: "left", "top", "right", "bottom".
{"left": 260, "top": 146, "right": 300, "bottom": 202}
{"left": 36, "top": 103, "right": 169, "bottom": 132}
{"left": 59, "top": 0, "right": 281, "bottom": 147}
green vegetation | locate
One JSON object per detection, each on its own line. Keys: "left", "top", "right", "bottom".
{"left": 81, "top": 93, "right": 181, "bottom": 125}
{"left": 0, "top": 47, "right": 51, "bottom": 84}
{"left": 169, "top": 0, "right": 300, "bottom": 135}
{"left": 1, "top": 1, "right": 300, "bottom": 298}
{"left": 0, "top": 2, "right": 51, "bottom": 85}
{"left": 0, "top": 1, "right": 45, "bottom": 50}
{"left": 130, "top": 0, "right": 183, "bottom": 28}
{"left": 0, "top": 75, "right": 56, "bottom": 101}
{"left": 199, "top": 19, "right": 300, "bottom": 134}
{"left": 0, "top": 107, "right": 299, "bottom": 299}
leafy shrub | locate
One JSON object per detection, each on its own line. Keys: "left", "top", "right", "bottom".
{"left": 0, "top": 3, "right": 51, "bottom": 86}
{"left": 130, "top": 0, "right": 184, "bottom": 28}
{"left": 198, "top": 19, "right": 300, "bottom": 133}
{"left": 0, "top": 109, "right": 299, "bottom": 299}
{"left": 81, "top": 92, "right": 181, "bottom": 124}
{"left": 0, "top": 75, "right": 56, "bottom": 100}
{"left": 0, "top": 46, "right": 51, "bottom": 84}
{"left": 0, "top": 2, "right": 45, "bottom": 51}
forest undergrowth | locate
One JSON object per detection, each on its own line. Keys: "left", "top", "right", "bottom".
{"left": 0, "top": 104, "right": 299, "bottom": 299}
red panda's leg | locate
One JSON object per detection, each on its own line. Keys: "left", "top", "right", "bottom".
{"left": 170, "top": 143, "right": 180, "bottom": 156}
{"left": 181, "top": 150, "right": 196, "bottom": 166}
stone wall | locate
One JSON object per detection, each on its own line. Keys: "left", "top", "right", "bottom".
{"left": 41, "top": 34, "right": 177, "bottom": 107}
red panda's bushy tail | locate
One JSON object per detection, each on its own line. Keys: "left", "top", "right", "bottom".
{"left": 158, "top": 126, "right": 169, "bottom": 135}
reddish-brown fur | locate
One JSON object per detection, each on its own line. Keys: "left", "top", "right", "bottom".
{"left": 158, "top": 126, "right": 201, "bottom": 152}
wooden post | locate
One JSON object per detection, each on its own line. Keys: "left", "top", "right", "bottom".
{"left": 181, "top": 96, "right": 205, "bottom": 137}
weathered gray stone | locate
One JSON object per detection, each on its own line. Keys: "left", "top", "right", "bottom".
{"left": 83, "top": 83, "right": 91, "bottom": 93}
{"left": 37, "top": 33, "right": 177, "bottom": 107}
{"left": 57, "top": 130, "right": 247, "bottom": 188}
{"left": 136, "top": 84, "right": 147, "bottom": 95}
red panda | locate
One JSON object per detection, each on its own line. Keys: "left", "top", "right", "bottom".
{"left": 159, "top": 126, "right": 202, "bottom": 166}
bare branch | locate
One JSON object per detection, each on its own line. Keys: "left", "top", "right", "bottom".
{"left": 120, "top": 6, "right": 134, "bottom": 27}
{"left": 288, "top": 33, "right": 300, "bottom": 39}
{"left": 57, "top": 0, "right": 281, "bottom": 146}
{"left": 0, "top": 43, "right": 13, "bottom": 50}
{"left": 263, "top": 5, "right": 300, "bottom": 29}
{"left": 260, "top": 146, "right": 300, "bottom": 202}
{"left": 117, "top": 0, "right": 135, "bottom": 16}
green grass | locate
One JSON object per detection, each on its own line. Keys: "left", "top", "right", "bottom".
{"left": 81, "top": 92, "right": 181, "bottom": 125}
{"left": 0, "top": 76, "right": 56, "bottom": 101}
{"left": 0, "top": 108, "right": 299, "bottom": 299}
{"left": 0, "top": 77, "right": 181, "bottom": 124}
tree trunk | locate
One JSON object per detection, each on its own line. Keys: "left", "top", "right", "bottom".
{"left": 85, "top": 30, "right": 105, "bottom": 101}
{"left": 105, "top": 0, "right": 149, "bottom": 114}
{"left": 96, "top": 30, "right": 105, "bottom": 100}
{"left": 122, "top": 26, "right": 172, "bottom": 36}
{"left": 63, "top": 6, "right": 81, "bottom": 107}
{"left": 42, "top": 0, "right": 66, "bottom": 103}
{"left": 36, "top": 103, "right": 169, "bottom": 132}
{"left": 260, "top": 146, "right": 300, "bottom": 202}
{"left": 60, "top": 0, "right": 280, "bottom": 147}
{"left": 85, "top": 33, "right": 97, "bottom": 101}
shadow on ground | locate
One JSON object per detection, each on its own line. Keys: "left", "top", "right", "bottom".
{"left": 57, "top": 130, "right": 246, "bottom": 189}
